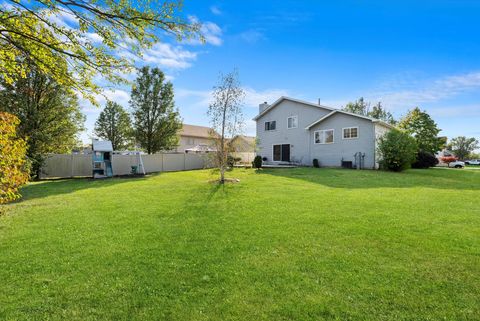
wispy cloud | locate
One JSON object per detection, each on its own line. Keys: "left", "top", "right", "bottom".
{"left": 210, "top": 6, "right": 222, "bottom": 15}
{"left": 187, "top": 16, "right": 223, "bottom": 46}
{"left": 238, "top": 29, "right": 265, "bottom": 44}
{"left": 367, "top": 71, "right": 480, "bottom": 110}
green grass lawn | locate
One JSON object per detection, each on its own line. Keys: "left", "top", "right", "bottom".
{"left": 1, "top": 168, "right": 479, "bottom": 321}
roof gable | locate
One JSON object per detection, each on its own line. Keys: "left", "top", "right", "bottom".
{"left": 179, "top": 124, "right": 215, "bottom": 138}
{"left": 305, "top": 110, "right": 395, "bottom": 130}
{"left": 253, "top": 96, "right": 335, "bottom": 121}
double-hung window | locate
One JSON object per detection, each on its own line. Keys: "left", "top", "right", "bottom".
{"left": 343, "top": 127, "right": 359, "bottom": 139}
{"left": 287, "top": 116, "right": 298, "bottom": 129}
{"left": 314, "top": 129, "right": 334, "bottom": 144}
{"left": 265, "top": 121, "right": 276, "bottom": 131}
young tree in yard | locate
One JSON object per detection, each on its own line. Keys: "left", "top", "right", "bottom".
{"left": 0, "top": 0, "right": 200, "bottom": 104}
{"left": 208, "top": 70, "right": 245, "bottom": 183}
{"left": 0, "top": 67, "right": 85, "bottom": 178}
{"left": 130, "top": 67, "right": 182, "bottom": 154}
{"left": 377, "top": 129, "right": 418, "bottom": 171}
{"left": 0, "top": 112, "right": 30, "bottom": 204}
{"left": 94, "top": 102, "right": 133, "bottom": 150}
{"left": 398, "top": 107, "right": 442, "bottom": 154}
{"left": 447, "top": 136, "right": 479, "bottom": 160}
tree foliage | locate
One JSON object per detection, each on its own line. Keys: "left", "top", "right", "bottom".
{"left": 412, "top": 151, "right": 439, "bottom": 169}
{"left": 343, "top": 98, "right": 396, "bottom": 124}
{"left": 447, "top": 136, "right": 479, "bottom": 160}
{"left": 377, "top": 129, "right": 418, "bottom": 172}
{"left": 0, "top": 0, "right": 201, "bottom": 103}
{"left": 0, "top": 67, "right": 85, "bottom": 178}
{"left": 94, "top": 101, "right": 133, "bottom": 150}
{"left": 130, "top": 66, "right": 182, "bottom": 154}
{"left": 207, "top": 69, "right": 245, "bottom": 183}
{"left": 0, "top": 112, "right": 30, "bottom": 204}
{"left": 398, "top": 107, "right": 442, "bottom": 154}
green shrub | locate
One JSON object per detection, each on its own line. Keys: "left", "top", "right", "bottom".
{"left": 252, "top": 155, "right": 262, "bottom": 168}
{"left": 227, "top": 155, "right": 235, "bottom": 167}
{"left": 377, "top": 129, "right": 417, "bottom": 172}
{"left": 0, "top": 112, "right": 30, "bottom": 204}
{"left": 412, "top": 151, "right": 439, "bottom": 169}
{"left": 313, "top": 159, "right": 320, "bottom": 168}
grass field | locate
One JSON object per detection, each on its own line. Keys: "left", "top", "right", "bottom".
{"left": 1, "top": 168, "right": 479, "bottom": 320}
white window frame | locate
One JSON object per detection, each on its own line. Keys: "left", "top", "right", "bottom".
{"left": 314, "top": 129, "right": 335, "bottom": 144}
{"left": 287, "top": 115, "right": 298, "bottom": 129}
{"left": 342, "top": 127, "right": 359, "bottom": 140}
{"left": 264, "top": 120, "right": 276, "bottom": 131}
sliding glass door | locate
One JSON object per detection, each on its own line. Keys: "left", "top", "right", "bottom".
{"left": 273, "top": 144, "right": 290, "bottom": 162}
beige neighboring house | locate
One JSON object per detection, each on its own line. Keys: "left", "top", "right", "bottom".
{"left": 229, "top": 135, "right": 256, "bottom": 164}
{"left": 176, "top": 124, "right": 216, "bottom": 153}
{"left": 229, "top": 135, "right": 256, "bottom": 152}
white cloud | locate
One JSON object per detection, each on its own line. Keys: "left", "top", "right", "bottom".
{"left": 367, "top": 71, "right": 480, "bottom": 110}
{"left": 121, "top": 42, "right": 197, "bottom": 70}
{"left": 188, "top": 16, "right": 223, "bottom": 46}
{"left": 176, "top": 87, "right": 289, "bottom": 109}
{"left": 210, "top": 6, "right": 222, "bottom": 15}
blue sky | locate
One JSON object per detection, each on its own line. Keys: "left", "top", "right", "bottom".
{"left": 80, "top": 0, "right": 480, "bottom": 146}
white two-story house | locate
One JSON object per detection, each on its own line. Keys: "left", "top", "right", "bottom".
{"left": 254, "top": 97, "right": 393, "bottom": 169}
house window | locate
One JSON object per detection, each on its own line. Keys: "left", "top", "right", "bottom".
{"left": 343, "top": 127, "right": 359, "bottom": 139}
{"left": 265, "top": 121, "right": 276, "bottom": 131}
{"left": 187, "top": 137, "right": 195, "bottom": 145}
{"left": 314, "top": 129, "right": 334, "bottom": 144}
{"left": 287, "top": 116, "right": 298, "bottom": 129}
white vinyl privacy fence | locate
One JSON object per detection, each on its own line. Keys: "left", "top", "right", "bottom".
{"left": 40, "top": 153, "right": 212, "bottom": 179}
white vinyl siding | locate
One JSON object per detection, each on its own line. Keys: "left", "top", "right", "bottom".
{"left": 314, "top": 129, "right": 334, "bottom": 144}
{"left": 287, "top": 116, "right": 298, "bottom": 129}
{"left": 343, "top": 127, "right": 359, "bottom": 139}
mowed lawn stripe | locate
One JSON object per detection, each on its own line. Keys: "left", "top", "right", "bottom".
{"left": 1, "top": 168, "right": 479, "bottom": 320}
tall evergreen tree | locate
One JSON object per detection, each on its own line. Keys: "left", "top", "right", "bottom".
{"left": 0, "top": 68, "right": 85, "bottom": 178}
{"left": 94, "top": 101, "right": 133, "bottom": 150}
{"left": 130, "top": 67, "right": 182, "bottom": 154}
{"left": 398, "top": 107, "right": 443, "bottom": 154}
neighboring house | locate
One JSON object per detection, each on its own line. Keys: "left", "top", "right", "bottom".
{"left": 229, "top": 135, "right": 256, "bottom": 152}
{"left": 229, "top": 135, "right": 256, "bottom": 164}
{"left": 254, "top": 96, "right": 394, "bottom": 169}
{"left": 176, "top": 124, "right": 216, "bottom": 153}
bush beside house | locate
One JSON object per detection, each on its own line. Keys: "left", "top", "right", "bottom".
{"left": 377, "top": 129, "right": 418, "bottom": 172}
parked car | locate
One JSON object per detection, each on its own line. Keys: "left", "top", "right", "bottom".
{"left": 448, "top": 161, "right": 465, "bottom": 168}
{"left": 465, "top": 159, "right": 480, "bottom": 165}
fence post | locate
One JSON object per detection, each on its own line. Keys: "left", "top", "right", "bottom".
{"left": 183, "top": 153, "right": 186, "bottom": 170}
{"left": 161, "top": 153, "right": 164, "bottom": 172}
{"left": 71, "top": 153, "right": 74, "bottom": 178}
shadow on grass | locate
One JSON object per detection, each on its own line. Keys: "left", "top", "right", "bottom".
{"left": 255, "top": 167, "right": 480, "bottom": 191}
{"left": 17, "top": 175, "right": 152, "bottom": 203}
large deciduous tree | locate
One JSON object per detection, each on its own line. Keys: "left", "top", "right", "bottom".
{"left": 207, "top": 69, "right": 245, "bottom": 183}
{"left": 343, "top": 98, "right": 396, "bottom": 125}
{"left": 94, "top": 101, "right": 133, "bottom": 150}
{"left": 0, "top": 112, "right": 30, "bottom": 204}
{"left": 0, "top": 0, "right": 201, "bottom": 103}
{"left": 398, "top": 107, "right": 442, "bottom": 154}
{"left": 130, "top": 66, "right": 182, "bottom": 154}
{"left": 447, "top": 136, "right": 479, "bottom": 160}
{"left": 0, "top": 67, "right": 85, "bottom": 178}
